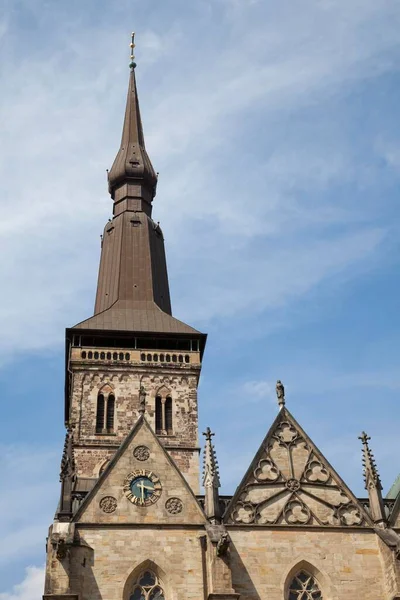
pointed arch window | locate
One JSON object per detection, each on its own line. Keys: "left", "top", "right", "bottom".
{"left": 96, "top": 388, "right": 116, "bottom": 434}
{"left": 288, "top": 571, "right": 323, "bottom": 600}
{"left": 106, "top": 394, "right": 115, "bottom": 431}
{"left": 129, "top": 570, "right": 165, "bottom": 600}
{"left": 165, "top": 396, "right": 172, "bottom": 434}
{"left": 155, "top": 392, "right": 173, "bottom": 435}
{"left": 96, "top": 394, "right": 105, "bottom": 433}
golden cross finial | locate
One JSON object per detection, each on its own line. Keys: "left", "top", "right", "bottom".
{"left": 129, "top": 32, "right": 136, "bottom": 69}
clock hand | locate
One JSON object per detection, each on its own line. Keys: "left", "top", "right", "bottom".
{"left": 141, "top": 484, "right": 154, "bottom": 491}
{"left": 138, "top": 481, "right": 145, "bottom": 502}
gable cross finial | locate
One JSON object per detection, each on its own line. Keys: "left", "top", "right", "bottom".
{"left": 276, "top": 380, "right": 285, "bottom": 409}
{"left": 129, "top": 32, "right": 136, "bottom": 70}
{"left": 138, "top": 380, "right": 146, "bottom": 416}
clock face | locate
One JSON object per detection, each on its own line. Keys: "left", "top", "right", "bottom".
{"left": 123, "top": 469, "right": 162, "bottom": 506}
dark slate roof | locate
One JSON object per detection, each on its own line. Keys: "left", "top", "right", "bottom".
{"left": 73, "top": 300, "right": 201, "bottom": 335}
{"left": 107, "top": 67, "right": 157, "bottom": 198}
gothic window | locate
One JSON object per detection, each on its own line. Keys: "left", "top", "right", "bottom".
{"left": 106, "top": 394, "right": 115, "bottom": 432}
{"left": 96, "top": 388, "right": 115, "bottom": 434}
{"left": 129, "top": 570, "right": 165, "bottom": 600}
{"left": 155, "top": 391, "right": 173, "bottom": 435}
{"left": 96, "top": 394, "right": 105, "bottom": 433}
{"left": 165, "top": 397, "right": 172, "bottom": 434}
{"left": 288, "top": 571, "right": 323, "bottom": 600}
{"left": 155, "top": 396, "right": 162, "bottom": 434}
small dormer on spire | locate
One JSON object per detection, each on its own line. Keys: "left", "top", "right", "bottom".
{"left": 107, "top": 33, "right": 158, "bottom": 212}
{"left": 359, "top": 431, "right": 386, "bottom": 526}
{"left": 203, "top": 427, "right": 221, "bottom": 523}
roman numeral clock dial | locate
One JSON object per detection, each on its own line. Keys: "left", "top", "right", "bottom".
{"left": 123, "top": 470, "right": 162, "bottom": 506}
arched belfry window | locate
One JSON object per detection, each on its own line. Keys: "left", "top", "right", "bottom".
{"left": 96, "top": 387, "right": 115, "bottom": 434}
{"left": 130, "top": 570, "right": 165, "bottom": 600}
{"left": 288, "top": 571, "right": 323, "bottom": 600}
{"left": 155, "top": 389, "right": 173, "bottom": 435}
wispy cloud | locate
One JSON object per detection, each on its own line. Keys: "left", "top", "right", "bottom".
{"left": 0, "top": 566, "right": 44, "bottom": 600}
{"left": 0, "top": 0, "right": 399, "bottom": 361}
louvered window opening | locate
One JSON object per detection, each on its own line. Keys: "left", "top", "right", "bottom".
{"left": 96, "top": 391, "right": 115, "bottom": 434}
{"left": 107, "top": 394, "right": 115, "bottom": 431}
{"left": 155, "top": 395, "right": 173, "bottom": 435}
{"left": 96, "top": 394, "right": 105, "bottom": 433}
{"left": 288, "top": 571, "right": 323, "bottom": 600}
{"left": 165, "top": 397, "right": 172, "bottom": 434}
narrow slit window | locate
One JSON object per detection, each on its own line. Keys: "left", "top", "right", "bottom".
{"left": 96, "top": 394, "right": 105, "bottom": 433}
{"left": 165, "top": 397, "right": 173, "bottom": 434}
{"left": 106, "top": 394, "right": 115, "bottom": 432}
{"left": 155, "top": 396, "right": 162, "bottom": 434}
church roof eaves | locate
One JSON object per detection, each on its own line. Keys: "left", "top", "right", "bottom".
{"left": 71, "top": 301, "right": 201, "bottom": 335}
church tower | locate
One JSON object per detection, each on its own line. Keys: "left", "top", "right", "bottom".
{"left": 63, "top": 36, "right": 206, "bottom": 497}
{"left": 44, "top": 35, "right": 400, "bottom": 600}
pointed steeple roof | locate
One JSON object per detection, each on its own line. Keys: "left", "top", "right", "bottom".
{"left": 70, "top": 35, "right": 204, "bottom": 339}
{"left": 107, "top": 62, "right": 158, "bottom": 202}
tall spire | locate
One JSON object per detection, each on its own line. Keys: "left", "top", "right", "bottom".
{"left": 203, "top": 427, "right": 221, "bottom": 523}
{"left": 72, "top": 35, "right": 203, "bottom": 336}
{"left": 359, "top": 431, "right": 386, "bottom": 526}
{"left": 108, "top": 33, "right": 158, "bottom": 213}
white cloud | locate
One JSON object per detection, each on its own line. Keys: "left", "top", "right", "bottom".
{"left": 240, "top": 380, "right": 275, "bottom": 403}
{"left": 0, "top": 566, "right": 44, "bottom": 600}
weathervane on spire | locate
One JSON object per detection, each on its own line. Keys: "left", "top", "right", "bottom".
{"left": 129, "top": 32, "right": 136, "bottom": 70}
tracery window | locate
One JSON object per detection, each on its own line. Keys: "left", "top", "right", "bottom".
{"left": 288, "top": 571, "right": 322, "bottom": 600}
{"left": 129, "top": 570, "right": 165, "bottom": 600}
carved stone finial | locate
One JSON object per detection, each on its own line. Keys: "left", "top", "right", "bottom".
{"left": 276, "top": 380, "right": 285, "bottom": 408}
{"left": 138, "top": 384, "right": 146, "bottom": 416}
{"left": 202, "top": 427, "right": 221, "bottom": 523}
{"left": 58, "top": 426, "right": 76, "bottom": 521}
{"left": 359, "top": 431, "right": 381, "bottom": 489}
{"left": 60, "top": 427, "right": 76, "bottom": 482}
{"left": 359, "top": 431, "right": 386, "bottom": 526}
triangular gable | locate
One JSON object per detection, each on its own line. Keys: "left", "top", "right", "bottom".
{"left": 74, "top": 416, "right": 205, "bottom": 525}
{"left": 224, "top": 407, "right": 372, "bottom": 528}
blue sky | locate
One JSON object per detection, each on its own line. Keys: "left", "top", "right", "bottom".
{"left": 1, "top": 0, "right": 400, "bottom": 596}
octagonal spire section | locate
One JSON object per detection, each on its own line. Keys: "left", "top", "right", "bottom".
{"left": 108, "top": 67, "right": 158, "bottom": 214}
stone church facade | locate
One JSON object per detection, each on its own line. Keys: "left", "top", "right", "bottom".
{"left": 43, "top": 36, "right": 400, "bottom": 600}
